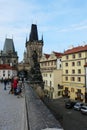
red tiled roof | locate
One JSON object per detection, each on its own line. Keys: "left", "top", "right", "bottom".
{"left": 53, "top": 51, "right": 63, "bottom": 58}
{"left": 0, "top": 64, "right": 16, "bottom": 70}
{"left": 64, "top": 45, "right": 87, "bottom": 55}
{"left": 44, "top": 53, "right": 50, "bottom": 59}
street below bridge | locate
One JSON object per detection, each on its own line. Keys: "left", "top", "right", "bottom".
{"left": 0, "top": 82, "right": 25, "bottom": 130}
{"left": 43, "top": 98, "right": 87, "bottom": 130}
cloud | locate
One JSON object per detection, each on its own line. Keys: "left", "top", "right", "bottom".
{"left": 0, "top": 0, "right": 87, "bottom": 61}
{"left": 56, "top": 20, "right": 87, "bottom": 33}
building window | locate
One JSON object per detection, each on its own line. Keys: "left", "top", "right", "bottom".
{"left": 65, "top": 62, "right": 68, "bottom": 66}
{"left": 78, "top": 69, "right": 81, "bottom": 74}
{"left": 77, "top": 89, "right": 81, "bottom": 93}
{"left": 78, "top": 53, "right": 81, "bottom": 58}
{"left": 3, "top": 74, "right": 5, "bottom": 77}
{"left": 58, "top": 91, "right": 62, "bottom": 96}
{"left": 8, "top": 60, "right": 10, "bottom": 63}
{"left": 45, "top": 62, "right": 47, "bottom": 66}
{"left": 66, "top": 55, "right": 69, "bottom": 59}
{"left": 3, "top": 70, "right": 5, "bottom": 76}
{"left": 3, "top": 70, "right": 5, "bottom": 73}
{"left": 72, "top": 62, "right": 75, "bottom": 66}
{"left": 71, "top": 77, "right": 75, "bottom": 81}
{"left": 78, "top": 77, "right": 81, "bottom": 82}
{"left": 72, "top": 54, "right": 75, "bottom": 59}
{"left": 65, "top": 77, "right": 68, "bottom": 81}
{"left": 72, "top": 69, "right": 75, "bottom": 74}
{"left": 50, "top": 81, "right": 52, "bottom": 87}
{"left": 14, "top": 60, "right": 16, "bottom": 63}
{"left": 77, "top": 61, "right": 81, "bottom": 66}
{"left": 66, "top": 70, "right": 68, "bottom": 74}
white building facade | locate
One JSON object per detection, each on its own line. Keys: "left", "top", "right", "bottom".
{"left": 0, "top": 64, "right": 17, "bottom": 80}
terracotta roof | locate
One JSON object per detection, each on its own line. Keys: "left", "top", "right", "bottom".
{"left": 64, "top": 45, "right": 87, "bottom": 55}
{"left": 53, "top": 51, "right": 63, "bottom": 58}
{"left": 0, "top": 64, "right": 16, "bottom": 70}
{"left": 44, "top": 53, "right": 50, "bottom": 59}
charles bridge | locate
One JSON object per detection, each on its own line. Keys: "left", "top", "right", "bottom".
{"left": 0, "top": 81, "right": 63, "bottom": 130}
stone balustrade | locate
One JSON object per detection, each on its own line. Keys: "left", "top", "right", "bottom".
{"left": 24, "top": 84, "right": 63, "bottom": 130}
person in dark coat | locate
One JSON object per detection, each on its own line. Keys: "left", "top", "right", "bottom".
{"left": 3, "top": 78, "right": 8, "bottom": 90}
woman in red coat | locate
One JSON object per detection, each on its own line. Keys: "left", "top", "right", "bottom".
{"left": 13, "top": 77, "right": 18, "bottom": 95}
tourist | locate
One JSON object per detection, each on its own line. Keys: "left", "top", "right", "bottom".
{"left": 13, "top": 76, "right": 18, "bottom": 95}
{"left": 3, "top": 78, "right": 8, "bottom": 90}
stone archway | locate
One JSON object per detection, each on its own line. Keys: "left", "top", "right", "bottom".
{"left": 18, "top": 69, "right": 28, "bottom": 79}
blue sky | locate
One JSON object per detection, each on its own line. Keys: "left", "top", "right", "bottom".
{"left": 0, "top": 0, "right": 87, "bottom": 61}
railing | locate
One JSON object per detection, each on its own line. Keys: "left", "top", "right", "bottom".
{"left": 24, "top": 83, "right": 63, "bottom": 130}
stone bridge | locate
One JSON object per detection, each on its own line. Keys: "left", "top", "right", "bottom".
{"left": 0, "top": 82, "right": 63, "bottom": 130}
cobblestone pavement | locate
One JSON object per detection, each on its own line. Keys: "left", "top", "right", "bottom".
{"left": 0, "top": 82, "right": 25, "bottom": 130}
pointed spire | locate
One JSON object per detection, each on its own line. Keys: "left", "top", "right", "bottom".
{"left": 29, "top": 24, "right": 38, "bottom": 42}
{"left": 3, "top": 38, "right": 15, "bottom": 54}
{"left": 41, "top": 34, "right": 44, "bottom": 43}
{"left": 26, "top": 36, "right": 27, "bottom": 43}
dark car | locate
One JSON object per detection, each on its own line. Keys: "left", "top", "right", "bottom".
{"left": 65, "top": 100, "right": 76, "bottom": 109}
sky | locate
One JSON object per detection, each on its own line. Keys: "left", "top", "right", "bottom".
{"left": 0, "top": 0, "right": 87, "bottom": 61}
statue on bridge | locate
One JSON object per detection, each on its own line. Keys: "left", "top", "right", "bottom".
{"left": 30, "top": 50, "right": 44, "bottom": 89}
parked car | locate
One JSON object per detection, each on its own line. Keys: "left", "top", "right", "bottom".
{"left": 74, "top": 102, "right": 84, "bottom": 110}
{"left": 80, "top": 104, "right": 87, "bottom": 115}
{"left": 65, "top": 100, "right": 76, "bottom": 109}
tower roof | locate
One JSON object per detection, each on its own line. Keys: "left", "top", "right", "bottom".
{"left": 29, "top": 24, "right": 38, "bottom": 42}
{"left": 3, "top": 38, "right": 15, "bottom": 54}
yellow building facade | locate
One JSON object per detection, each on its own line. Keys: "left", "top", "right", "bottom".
{"left": 62, "top": 45, "right": 87, "bottom": 102}
{"left": 40, "top": 52, "right": 63, "bottom": 99}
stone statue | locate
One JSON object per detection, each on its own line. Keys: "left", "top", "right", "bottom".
{"left": 32, "top": 50, "right": 38, "bottom": 63}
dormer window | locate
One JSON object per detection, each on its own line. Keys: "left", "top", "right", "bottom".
{"left": 72, "top": 54, "right": 75, "bottom": 59}
{"left": 66, "top": 55, "right": 68, "bottom": 59}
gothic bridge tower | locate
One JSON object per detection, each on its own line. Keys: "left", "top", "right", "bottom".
{"left": 25, "top": 24, "right": 44, "bottom": 67}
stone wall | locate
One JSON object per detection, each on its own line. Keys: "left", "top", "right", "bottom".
{"left": 24, "top": 84, "right": 63, "bottom": 130}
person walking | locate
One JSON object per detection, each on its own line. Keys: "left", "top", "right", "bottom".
{"left": 13, "top": 77, "right": 18, "bottom": 95}
{"left": 9, "top": 77, "right": 14, "bottom": 94}
{"left": 3, "top": 78, "right": 7, "bottom": 90}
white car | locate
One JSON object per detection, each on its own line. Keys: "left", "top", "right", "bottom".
{"left": 80, "top": 105, "right": 87, "bottom": 115}
{"left": 74, "top": 102, "right": 84, "bottom": 110}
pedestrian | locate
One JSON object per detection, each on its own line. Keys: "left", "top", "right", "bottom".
{"left": 9, "top": 77, "right": 14, "bottom": 94}
{"left": 13, "top": 76, "right": 18, "bottom": 95}
{"left": 16, "top": 81, "right": 23, "bottom": 98}
{"left": 3, "top": 78, "right": 7, "bottom": 90}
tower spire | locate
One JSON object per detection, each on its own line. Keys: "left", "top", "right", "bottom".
{"left": 41, "top": 34, "right": 44, "bottom": 43}
{"left": 29, "top": 24, "right": 38, "bottom": 42}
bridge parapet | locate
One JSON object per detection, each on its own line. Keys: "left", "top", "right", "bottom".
{"left": 24, "top": 84, "right": 64, "bottom": 130}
